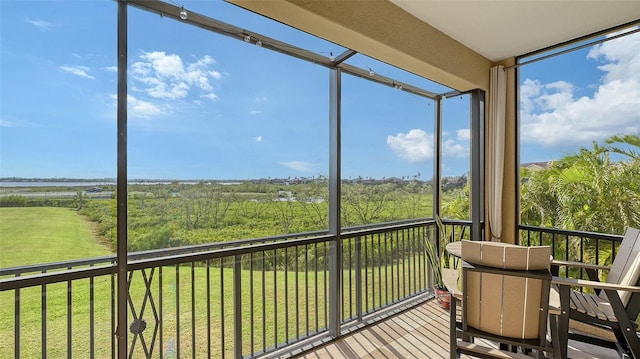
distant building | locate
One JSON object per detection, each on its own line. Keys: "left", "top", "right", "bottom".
{"left": 521, "top": 161, "right": 551, "bottom": 171}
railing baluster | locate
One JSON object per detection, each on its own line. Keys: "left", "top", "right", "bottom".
{"left": 305, "top": 244, "right": 309, "bottom": 336}
{"left": 399, "top": 229, "right": 404, "bottom": 298}
{"left": 41, "top": 272, "right": 46, "bottom": 359}
{"left": 580, "top": 235, "right": 585, "bottom": 279}
{"left": 273, "top": 249, "right": 277, "bottom": 349}
{"left": 176, "top": 265, "right": 180, "bottom": 359}
{"left": 219, "top": 259, "right": 224, "bottom": 358}
{"left": 355, "top": 236, "right": 362, "bottom": 320}
{"left": 398, "top": 229, "right": 402, "bottom": 299}
{"left": 296, "top": 246, "right": 300, "bottom": 343}
{"left": 67, "top": 275, "right": 72, "bottom": 359}
{"left": 394, "top": 231, "right": 398, "bottom": 300}
{"left": 595, "top": 238, "right": 601, "bottom": 267}
{"left": 364, "top": 235, "right": 369, "bottom": 314}
{"left": 417, "top": 227, "right": 421, "bottom": 293}
{"left": 234, "top": 255, "right": 242, "bottom": 359}
{"left": 384, "top": 234, "right": 389, "bottom": 306}
{"left": 538, "top": 230, "right": 543, "bottom": 247}
{"left": 314, "top": 243, "right": 319, "bottom": 332}
{"left": 159, "top": 266, "right": 164, "bottom": 359}
{"left": 284, "top": 247, "right": 288, "bottom": 343}
{"left": 340, "top": 243, "right": 344, "bottom": 321}
{"left": 295, "top": 246, "right": 300, "bottom": 340}
{"left": 324, "top": 243, "right": 328, "bottom": 329}
{"left": 90, "top": 274, "right": 95, "bottom": 359}
{"left": 191, "top": 262, "right": 196, "bottom": 359}
{"left": 377, "top": 233, "right": 381, "bottom": 309}
{"left": 262, "top": 251, "right": 266, "bottom": 353}
{"left": 249, "top": 253, "right": 254, "bottom": 355}
{"left": 410, "top": 227, "right": 415, "bottom": 296}
{"left": 15, "top": 276, "right": 20, "bottom": 359}
{"left": 348, "top": 238, "right": 352, "bottom": 319}
{"left": 390, "top": 233, "right": 394, "bottom": 303}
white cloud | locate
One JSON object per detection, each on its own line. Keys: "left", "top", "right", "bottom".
{"left": 444, "top": 139, "right": 468, "bottom": 158}
{"left": 209, "top": 71, "right": 222, "bottom": 80}
{"left": 103, "top": 66, "right": 117, "bottom": 72}
{"left": 457, "top": 129, "right": 471, "bottom": 141}
{"left": 201, "top": 93, "right": 218, "bottom": 101}
{"left": 129, "top": 95, "right": 162, "bottom": 118}
{"left": 282, "top": 161, "right": 315, "bottom": 172}
{"left": 249, "top": 110, "right": 262, "bottom": 116}
{"left": 131, "top": 51, "right": 220, "bottom": 101}
{"left": 60, "top": 65, "right": 95, "bottom": 80}
{"left": 255, "top": 136, "right": 263, "bottom": 142}
{"left": 387, "top": 128, "right": 469, "bottom": 162}
{"left": 387, "top": 129, "right": 434, "bottom": 162}
{"left": 0, "top": 119, "right": 14, "bottom": 127}
{"left": 109, "top": 94, "right": 162, "bottom": 118}
{"left": 24, "top": 17, "right": 53, "bottom": 31}
{"left": 521, "top": 29, "right": 640, "bottom": 148}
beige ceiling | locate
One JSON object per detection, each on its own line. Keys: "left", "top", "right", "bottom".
{"left": 390, "top": 0, "right": 640, "bottom": 62}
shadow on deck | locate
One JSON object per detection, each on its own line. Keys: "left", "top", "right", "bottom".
{"left": 293, "top": 299, "right": 619, "bottom": 359}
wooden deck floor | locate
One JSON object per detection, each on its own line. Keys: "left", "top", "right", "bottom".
{"left": 293, "top": 299, "right": 620, "bottom": 359}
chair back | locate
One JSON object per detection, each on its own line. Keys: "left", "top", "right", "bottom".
{"left": 461, "top": 240, "right": 551, "bottom": 340}
{"left": 602, "top": 227, "right": 640, "bottom": 306}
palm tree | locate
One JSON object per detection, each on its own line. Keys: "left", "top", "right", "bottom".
{"left": 521, "top": 136, "right": 640, "bottom": 265}
{"left": 604, "top": 132, "right": 640, "bottom": 160}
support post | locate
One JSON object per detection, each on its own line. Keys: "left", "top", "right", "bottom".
{"left": 116, "top": 1, "right": 128, "bottom": 358}
{"left": 328, "top": 67, "right": 342, "bottom": 337}
{"left": 470, "top": 90, "right": 486, "bottom": 241}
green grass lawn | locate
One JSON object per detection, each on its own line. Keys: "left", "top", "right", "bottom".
{"left": 0, "top": 207, "right": 112, "bottom": 268}
{"left": 0, "top": 207, "right": 427, "bottom": 358}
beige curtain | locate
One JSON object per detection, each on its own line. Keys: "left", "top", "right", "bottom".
{"left": 488, "top": 65, "right": 506, "bottom": 241}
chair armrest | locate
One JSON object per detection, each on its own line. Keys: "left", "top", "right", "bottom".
{"left": 551, "top": 276, "right": 640, "bottom": 292}
{"left": 551, "top": 259, "right": 610, "bottom": 271}
{"left": 442, "top": 268, "right": 462, "bottom": 299}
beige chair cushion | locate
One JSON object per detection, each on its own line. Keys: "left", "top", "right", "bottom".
{"left": 461, "top": 240, "right": 551, "bottom": 270}
{"left": 461, "top": 240, "right": 551, "bottom": 339}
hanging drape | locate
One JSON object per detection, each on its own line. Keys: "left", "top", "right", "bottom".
{"left": 488, "top": 65, "right": 506, "bottom": 242}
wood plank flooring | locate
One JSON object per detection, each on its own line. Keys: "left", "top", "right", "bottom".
{"left": 293, "top": 299, "right": 619, "bottom": 359}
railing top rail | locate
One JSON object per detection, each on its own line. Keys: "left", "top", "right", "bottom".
{"left": 1, "top": 219, "right": 444, "bottom": 288}
{"left": 518, "top": 224, "right": 624, "bottom": 242}
{"left": 128, "top": 229, "right": 328, "bottom": 259}
{"left": 1, "top": 219, "right": 444, "bottom": 276}
{"left": 0, "top": 230, "right": 328, "bottom": 276}
{"left": 341, "top": 219, "right": 434, "bottom": 237}
{"left": 1, "top": 233, "right": 337, "bottom": 290}
{"left": 0, "top": 255, "right": 117, "bottom": 277}
{"left": 12, "top": 220, "right": 619, "bottom": 281}
{"left": 127, "top": 233, "right": 336, "bottom": 270}
{"left": 0, "top": 264, "right": 116, "bottom": 291}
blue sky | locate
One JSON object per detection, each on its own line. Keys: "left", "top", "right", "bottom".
{"left": 1, "top": 1, "right": 639, "bottom": 181}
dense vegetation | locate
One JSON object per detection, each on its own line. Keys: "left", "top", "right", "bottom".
{"left": 521, "top": 133, "right": 640, "bottom": 235}
{"left": 84, "top": 178, "right": 442, "bottom": 252}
